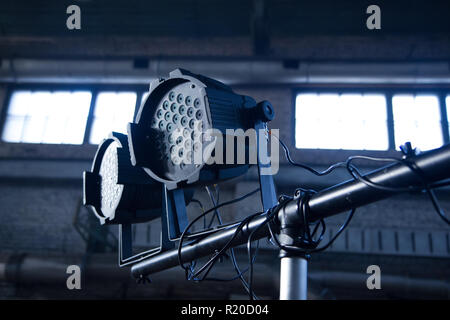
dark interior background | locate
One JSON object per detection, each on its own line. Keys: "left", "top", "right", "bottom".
{"left": 0, "top": 0, "right": 449, "bottom": 300}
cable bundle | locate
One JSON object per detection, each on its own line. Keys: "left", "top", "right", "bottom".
{"left": 176, "top": 135, "right": 449, "bottom": 300}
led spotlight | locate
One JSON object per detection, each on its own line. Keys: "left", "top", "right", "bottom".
{"left": 127, "top": 69, "right": 277, "bottom": 244}
{"left": 83, "top": 132, "right": 163, "bottom": 225}
{"left": 128, "top": 68, "right": 275, "bottom": 190}
{"left": 84, "top": 131, "right": 195, "bottom": 264}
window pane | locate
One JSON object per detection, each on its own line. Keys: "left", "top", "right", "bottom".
{"left": 89, "top": 91, "right": 137, "bottom": 144}
{"left": 2, "top": 115, "right": 25, "bottom": 143}
{"left": 2, "top": 90, "right": 91, "bottom": 144}
{"left": 392, "top": 94, "right": 442, "bottom": 151}
{"left": 295, "top": 93, "right": 389, "bottom": 150}
{"left": 63, "top": 91, "right": 92, "bottom": 144}
{"left": 21, "top": 116, "right": 47, "bottom": 143}
{"left": 8, "top": 90, "right": 32, "bottom": 116}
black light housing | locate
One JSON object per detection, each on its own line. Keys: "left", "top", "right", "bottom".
{"left": 83, "top": 132, "right": 163, "bottom": 225}
{"left": 84, "top": 132, "right": 196, "bottom": 265}
{"left": 128, "top": 68, "right": 275, "bottom": 190}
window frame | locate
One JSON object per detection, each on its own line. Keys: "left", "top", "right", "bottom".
{"left": 1, "top": 83, "right": 450, "bottom": 162}
{"left": 0, "top": 83, "right": 149, "bottom": 159}
{"left": 292, "top": 86, "right": 450, "bottom": 154}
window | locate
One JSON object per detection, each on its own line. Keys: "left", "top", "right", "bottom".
{"left": 1, "top": 86, "right": 145, "bottom": 146}
{"left": 295, "top": 90, "right": 450, "bottom": 151}
{"left": 89, "top": 91, "right": 137, "bottom": 144}
{"left": 295, "top": 93, "right": 389, "bottom": 150}
{"left": 2, "top": 90, "right": 92, "bottom": 144}
{"left": 392, "top": 94, "right": 442, "bottom": 151}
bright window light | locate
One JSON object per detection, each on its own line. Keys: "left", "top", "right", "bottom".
{"left": 89, "top": 91, "right": 137, "bottom": 144}
{"left": 392, "top": 94, "right": 442, "bottom": 151}
{"left": 295, "top": 93, "right": 389, "bottom": 150}
{"left": 2, "top": 90, "right": 92, "bottom": 144}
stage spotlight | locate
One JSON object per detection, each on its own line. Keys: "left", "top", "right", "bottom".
{"left": 127, "top": 69, "right": 278, "bottom": 243}
{"left": 83, "top": 132, "right": 163, "bottom": 225}
{"left": 128, "top": 68, "right": 276, "bottom": 190}
{"left": 83, "top": 131, "right": 195, "bottom": 264}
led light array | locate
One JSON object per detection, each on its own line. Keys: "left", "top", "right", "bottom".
{"left": 151, "top": 82, "right": 207, "bottom": 169}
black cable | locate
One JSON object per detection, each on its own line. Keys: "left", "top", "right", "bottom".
{"left": 177, "top": 188, "right": 261, "bottom": 281}
{"left": 267, "top": 209, "right": 355, "bottom": 254}
{"left": 429, "top": 179, "right": 450, "bottom": 189}
{"left": 264, "top": 194, "right": 355, "bottom": 256}
{"left": 345, "top": 155, "right": 449, "bottom": 225}
{"left": 246, "top": 196, "right": 296, "bottom": 299}
{"left": 189, "top": 211, "right": 264, "bottom": 280}
{"left": 307, "top": 209, "right": 355, "bottom": 253}
{"left": 275, "top": 134, "right": 348, "bottom": 176}
{"left": 425, "top": 188, "right": 450, "bottom": 224}
{"left": 177, "top": 135, "right": 448, "bottom": 300}
{"left": 257, "top": 133, "right": 355, "bottom": 257}
{"left": 177, "top": 136, "right": 351, "bottom": 295}
{"left": 206, "top": 186, "right": 222, "bottom": 228}
{"left": 204, "top": 241, "right": 260, "bottom": 282}
{"left": 246, "top": 216, "right": 272, "bottom": 300}
{"left": 183, "top": 199, "right": 205, "bottom": 277}
{"left": 346, "top": 156, "right": 421, "bottom": 193}
{"left": 276, "top": 133, "right": 449, "bottom": 225}
{"left": 264, "top": 136, "right": 359, "bottom": 258}
{"left": 189, "top": 199, "right": 206, "bottom": 230}
{"left": 203, "top": 185, "right": 259, "bottom": 299}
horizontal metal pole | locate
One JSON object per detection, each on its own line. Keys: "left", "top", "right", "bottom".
{"left": 131, "top": 144, "right": 450, "bottom": 278}
{"left": 131, "top": 215, "right": 269, "bottom": 278}
{"left": 307, "top": 143, "right": 450, "bottom": 221}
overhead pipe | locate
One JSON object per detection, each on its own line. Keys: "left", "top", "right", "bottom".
{"left": 1, "top": 58, "right": 450, "bottom": 84}
{"left": 1, "top": 254, "right": 447, "bottom": 299}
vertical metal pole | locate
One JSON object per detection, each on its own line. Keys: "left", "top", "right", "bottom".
{"left": 279, "top": 255, "right": 308, "bottom": 300}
